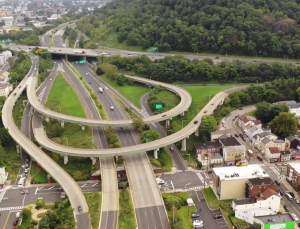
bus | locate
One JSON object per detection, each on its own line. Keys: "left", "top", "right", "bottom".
{"left": 99, "top": 87, "right": 103, "bottom": 93}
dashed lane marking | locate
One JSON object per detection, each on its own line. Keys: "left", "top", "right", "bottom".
{"left": 185, "top": 186, "right": 204, "bottom": 191}
{"left": 0, "top": 206, "right": 24, "bottom": 211}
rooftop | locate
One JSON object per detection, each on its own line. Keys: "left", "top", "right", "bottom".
{"left": 286, "top": 135, "right": 298, "bottom": 142}
{"left": 194, "top": 141, "right": 221, "bottom": 150}
{"left": 281, "top": 151, "right": 291, "bottom": 155}
{"left": 269, "top": 147, "right": 280, "bottom": 154}
{"left": 233, "top": 198, "right": 257, "bottom": 205}
{"left": 255, "top": 214, "right": 294, "bottom": 224}
{"left": 287, "top": 163, "right": 300, "bottom": 174}
{"left": 213, "top": 164, "right": 269, "bottom": 181}
{"left": 274, "top": 100, "right": 297, "bottom": 106}
{"left": 223, "top": 145, "right": 246, "bottom": 153}
{"left": 258, "top": 132, "right": 276, "bottom": 138}
{"left": 219, "top": 137, "right": 241, "bottom": 147}
{"left": 239, "top": 115, "right": 250, "bottom": 124}
{"left": 248, "top": 177, "right": 274, "bottom": 186}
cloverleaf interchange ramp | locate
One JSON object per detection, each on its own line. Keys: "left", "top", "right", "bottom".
{"left": 2, "top": 60, "right": 91, "bottom": 229}
{"left": 26, "top": 74, "right": 192, "bottom": 126}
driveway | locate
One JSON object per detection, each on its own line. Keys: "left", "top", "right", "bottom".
{"left": 212, "top": 209, "right": 229, "bottom": 229}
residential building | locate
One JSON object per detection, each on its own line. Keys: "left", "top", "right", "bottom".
{"left": 0, "top": 11, "right": 11, "bottom": 17}
{"left": 252, "top": 131, "right": 277, "bottom": 151}
{"left": 212, "top": 165, "right": 269, "bottom": 200}
{"left": 260, "top": 138, "right": 285, "bottom": 154}
{"left": 265, "top": 147, "right": 281, "bottom": 163}
{"left": 245, "top": 125, "right": 264, "bottom": 141}
{"left": 286, "top": 163, "right": 300, "bottom": 191}
{"left": 238, "top": 115, "right": 261, "bottom": 132}
{"left": 0, "top": 71, "right": 9, "bottom": 82}
{"left": 223, "top": 145, "right": 246, "bottom": 166}
{"left": 194, "top": 141, "right": 223, "bottom": 168}
{"left": 288, "top": 103, "right": 300, "bottom": 119}
{"left": 245, "top": 177, "right": 277, "bottom": 198}
{"left": 219, "top": 137, "right": 241, "bottom": 147}
{"left": 285, "top": 136, "right": 300, "bottom": 150}
{"left": 0, "top": 83, "right": 12, "bottom": 97}
{"left": 0, "top": 167, "right": 5, "bottom": 187}
{"left": 280, "top": 151, "right": 291, "bottom": 162}
{"left": 232, "top": 188, "right": 280, "bottom": 224}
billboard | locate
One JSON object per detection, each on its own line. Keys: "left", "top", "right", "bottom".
{"left": 264, "top": 221, "right": 294, "bottom": 229}
{"left": 155, "top": 104, "right": 163, "bottom": 109}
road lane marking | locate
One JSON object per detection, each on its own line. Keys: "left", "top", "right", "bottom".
{"left": 185, "top": 186, "right": 204, "bottom": 191}
{"left": 92, "top": 183, "right": 98, "bottom": 186}
{"left": 22, "top": 194, "right": 26, "bottom": 206}
{"left": 0, "top": 206, "right": 24, "bottom": 211}
{"left": 0, "top": 190, "right": 7, "bottom": 202}
{"left": 171, "top": 181, "right": 175, "bottom": 190}
{"left": 196, "top": 173, "right": 204, "bottom": 183}
{"left": 48, "top": 186, "right": 55, "bottom": 190}
{"left": 194, "top": 190, "right": 201, "bottom": 202}
{"left": 2, "top": 210, "right": 11, "bottom": 228}
{"left": 81, "top": 184, "right": 87, "bottom": 187}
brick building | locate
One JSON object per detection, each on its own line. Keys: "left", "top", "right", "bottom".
{"left": 245, "top": 177, "right": 277, "bottom": 198}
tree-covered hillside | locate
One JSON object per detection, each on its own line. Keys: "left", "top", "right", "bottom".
{"left": 78, "top": 0, "right": 300, "bottom": 57}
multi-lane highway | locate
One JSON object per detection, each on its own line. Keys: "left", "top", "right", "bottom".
{"left": 2, "top": 56, "right": 91, "bottom": 229}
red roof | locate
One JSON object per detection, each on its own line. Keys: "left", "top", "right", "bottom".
{"left": 239, "top": 115, "right": 250, "bottom": 124}
{"left": 253, "top": 120, "right": 261, "bottom": 125}
{"left": 269, "top": 147, "right": 280, "bottom": 154}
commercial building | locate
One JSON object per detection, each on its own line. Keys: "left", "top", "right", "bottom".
{"left": 0, "top": 167, "right": 6, "bottom": 187}
{"left": 223, "top": 145, "right": 246, "bottom": 166}
{"left": 254, "top": 214, "right": 294, "bottom": 229}
{"left": 212, "top": 164, "right": 269, "bottom": 200}
{"left": 286, "top": 163, "right": 300, "bottom": 191}
{"left": 265, "top": 147, "right": 281, "bottom": 163}
{"left": 194, "top": 141, "right": 223, "bottom": 168}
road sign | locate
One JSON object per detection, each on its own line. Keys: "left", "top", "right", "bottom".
{"left": 156, "top": 104, "right": 163, "bottom": 109}
{"left": 1, "top": 40, "right": 4, "bottom": 43}
{"left": 7, "top": 39, "right": 11, "bottom": 42}
{"left": 79, "top": 60, "right": 86, "bottom": 63}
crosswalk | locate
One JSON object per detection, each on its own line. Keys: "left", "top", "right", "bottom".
{"left": 0, "top": 206, "right": 23, "bottom": 211}
{"left": 0, "top": 190, "right": 6, "bottom": 202}
{"left": 37, "top": 86, "right": 47, "bottom": 102}
{"left": 185, "top": 186, "right": 204, "bottom": 191}
{"left": 196, "top": 173, "right": 204, "bottom": 183}
{"left": 139, "top": 106, "right": 149, "bottom": 118}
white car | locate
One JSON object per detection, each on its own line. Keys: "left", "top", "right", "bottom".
{"left": 111, "top": 106, "right": 114, "bottom": 110}
{"left": 102, "top": 52, "right": 107, "bottom": 55}
{"left": 86, "top": 73, "right": 88, "bottom": 75}
{"left": 192, "top": 219, "right": 203, "bottom": 228}
{"left": 290, "top": 213, "right": 299, "bottom": 221}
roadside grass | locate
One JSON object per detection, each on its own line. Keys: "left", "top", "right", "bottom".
{"left": 65, "top": 61, "right": 109, "bottom": 120}
{"left": 12, "top": 93, "right": 27, "bottom": 129}
{"left": 118, "top": 189, "right": 136, "bottom": 229}
{"left": 246, "top": 110, "right": 256, "bottom": 117}
{"left": 32, "top": 169, "right": 48, "bottom": 183}
{"left": 84, "top": 192, "right": 102, "bottom": 229}
{"left": 30, "top": 162, "right": 38, "bottom": 176}
{"left": 156, "top": 90, "right": 180, "bottom": 111}
{"left": 0, "top": 145, "right": 22, "bottom": 183}
{"left": 100, "top": 75, "right": 150, "bottom": 109}
{"left": 203, "top": 187, "right": 233, "bottom": 228}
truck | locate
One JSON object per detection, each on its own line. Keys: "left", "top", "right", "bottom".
{"left": 247, "top": 149, "right": 254, "bottom": 157}
{"left": 99, "top": 87, "right": 104, "bottom": 93}
{"left": 74, "top": 50, "right": 86, "bottom": 54}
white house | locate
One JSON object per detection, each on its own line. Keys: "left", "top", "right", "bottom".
{"left": 0, "top": 83, "right": 12, "bottom": 97}
{"left": 0, "top": 51, "right": 12, "bottom": 66}
{"left": 0, "top": 167, "right": 5, "bottom": 186}
{"left": 252, "top": 130, "right": 275, "bottom": 150}
{"left": 232, "top": 188, "right": 280, "bottom": 224}
{"left": 280, "top": 151, "right": 292, "bottom": 162}
{"left": 265, "top": 147, "right": 281, "bottom": 163}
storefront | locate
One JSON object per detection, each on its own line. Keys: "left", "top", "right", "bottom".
{"left": 225, "top": 161, "right": 235, "bottom": 166}
{"left": 292, "top": 154, "right": 300, "bottom": 160}
{"left": 269, "top": 158, "right": 279, "bottom": 163}
{"left": 235, "top": 160, "right": 247, "bottom": 166}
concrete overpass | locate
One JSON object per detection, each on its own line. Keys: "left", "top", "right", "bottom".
{"left": 26, "top": 73, "right": 192, "bottom": 127}
{"left": 2, "top": 60, "right": 91, "bottom": 229}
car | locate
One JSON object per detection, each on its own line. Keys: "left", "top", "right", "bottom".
{"left": 211, "top": 103, "right": 214, "bottom": 105}
{"left": 162, "top": 114, "right": 167, "bottom": 117}
{"left": 25, "top": 163, "right": 29, "bottom": 168}
{"left": 283, "top": 163, "right": 288, "bottom": 166}
{"left": 26, "top": 157, "right": 30, "bottom": 162}
{"left": 278, "top": 190, "right": 283, "bottom": 196}
{"left": 34, "top": 68, "right": 37, "bottom": 71}
{"left": 295, "top": 199, "right": 300, "bottom": 204}
{"left": 290, "top": 213, "right": 299, "bottom": 221}
{"left": 191, "top": 212, "right": 200, "bottom": 218}
{"left": 288, "top": 191, "right": 295, "bottom": 198}
{"left": 298, "top": 222, "right": 300, "bottom": 227}
{"left": 284, "top": 205, "right": 290, "bottom": 212}
{"left": 78, "top": 205, "right": 82, "bottom": 213}
{"left": 194, "top": 121, "right": 198, "bottom": 124}
{"left": 89, "top": 82, "right": 91, "bottom": 84}
{"left": 13, "top": 219, "right": 19, "bottom": 226}
{"left": 239, "top": 107, "right": 243, "bottom": 110}
{"left": 86, "top": 73, "right": 88, "bottom": 75}
{"left": 213, "top": 214, "right": 222, "bottom": 219}
{"left": 24, "top": 169, "right": 29, "bottom": 173}
{"left": 208, "top": 170, "right": 213, "bottom": 174}
{"left": 169, "top": 147, "right": 174, "bottom": 151}
{"left": 16, "top": 212, "right": 21, "bottom": 219}
{"left": 235, "top": 133, "right": 239, "bottom": 138}
{"left": 203, "top": 110, "right": 207, "bottom": 113}
{"left": 50, "top": 78, "right": 52, "bottom": 81}
{"left": 20, "top": 190, "right": 29, "bottom": 195}
{"left": 275, "top": 180, "right": 280, "bottom": 186}
{"left": 110, "top": 106, "right": 114, "bottom": 110}
{"left": 13, "top": 93, "right": 16, "bottom": 96}
{"left": 257, "top": 156, "right": 262, "bottom": 161}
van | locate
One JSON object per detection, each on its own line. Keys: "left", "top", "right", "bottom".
{"left": 16, "top": 212, "right": 21, "bottom": 219}
{"left": 285, "top": 193, "right": 293, "bottom": 201}
{"left": 187, "top": 198, "right": 195, "bottom": 207}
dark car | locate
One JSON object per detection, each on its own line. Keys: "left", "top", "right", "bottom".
{"left": 284, "top": 205, "right": 290, "bottom": 212}
{"left": 278, "top": 190, "right": 283, "bottom": 196}
{"left": 13, "top": 93, "right": 16, "bottom": 96}
{"left": 257, "top": 156, "right": 262, "bottom": 161}
{"left": 235, "top": 133, "right": 239, "bottom": 138}
{"left": 13, "top": 218, "right": 19, "bottom": 226}
{"left": 239, "top": 107, "right": 243, "bottom": 110}
{"left": 191, "top": 212, "right": 200, "bottom": 218}
{"left": 162, "top": 114, "right": 167, "bottom": 117}
{"left": 78, "top": 205, "right": 82, "bottom": 213}
{"left": 214, "top": 214, "right": 222, "bottom": 219}
{"left": 194, "top": 121, "right": 198, "bottom": 124}
{"left": 208, "top": 170, "right": 213, "bottom": 174}
{"left": 203, "top": 110, "right": 207, "bottom": 113}
{"left": 275, "top": 180, "right": 280, "bottom": 186}
{"left": 288, "top": 192, "right": 295, "bottom": 198}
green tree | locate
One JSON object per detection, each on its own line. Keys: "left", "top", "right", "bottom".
{"left": 199, "top": 115, "right": 217, "bottom": 139}
{"left": 255, "top": 102, "right": 271, "bottom": 123}
{"left": 36, "top": 198, "right": 45, "bottom": 209}
{"left": 268, "top": 112, "right": 298, "bottom": 137}
{"left": 119, "top": 181, "right": 127, "bottom": 189}
{"left": 21, "top": 207, "right": 31, "bottom": 221}
{"left": 141, "top": 130, "right": 160, "bottom": 143}
{"left": 99, "top": 63, "right": 118, "bottom": 80}
{"left": 72, "top": 170, "right": 85, "bottom": 180}
{"left": 7, "top": 57, "right": 15, "bottom": 67}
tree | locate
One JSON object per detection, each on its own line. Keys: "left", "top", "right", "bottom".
{"left": 255, "top": 102, "right": 271, "bottom": 123}
{"left": 141, "top": 130, "right": 160, "bottom": 143}
{"left": 99, "top": 63, "right": 118, "bottom": 80}
{"left": 119, "top": 181, "right": 127, "bottom": 189}
{"left": 199, "top": 115, "right": 217, "bottom": 139}
{"left": 7, "top": 57, "right": 15, "bottom": 67}
{"left": 72, "top": 170, "right": 85, "bottom": 180}
{"left": 268, "top": 112, "right": 298, "bottom": 137}
{"left": 21, "top": 207, "right": 31, "bottom": 221}
{"left": 36, "top": 198, "right": 45, "bottom": 209}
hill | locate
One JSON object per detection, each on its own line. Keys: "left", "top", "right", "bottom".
{"left": 77, "top": 0, "right": 300, "bottom": 57}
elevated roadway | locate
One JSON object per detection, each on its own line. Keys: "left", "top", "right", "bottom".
{"left": 2, "top": 57, "right": 91, "bottom": 229}
{"left": 26, "top": 73, "right": 192, "bottom": 126}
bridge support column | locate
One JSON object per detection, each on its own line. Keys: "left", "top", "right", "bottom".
{"left": 81, "top": 125, "right": 85, "bottom": 131}
{"left": 154, "top": 149, "right": 159, "bottom": 159}
{"left": 16, "top": 145, "right": 20, "bottom": 154}
{"left": 65, "top": 55, "right": 68, "bottom": 61}
{"left": 115, "top": 155, "right": 118, "bottom": 161}
{"left": 195, "top": 128, "right": 199, "bottom": 137}
{"left": 181, "top": 138, "right": 186, "bottom": 151}
{"left": 181, "top": 112, "right": 185, "bottom": 117}
{"left": 64, "top": 155, "right": 68, "bottom": 165}
{"left": 165, "top": 119, "right": 170, "bottom": 128}
{"left": 61, "top": 121, "right": 64, "bottom": 128}
{"left": 45, "top": 117, "right": 49, "bottom": 122}
{"left": 91, "top": 157, "right": 96, "bottom": 165}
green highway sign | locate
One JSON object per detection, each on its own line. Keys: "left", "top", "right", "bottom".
{"left": 7, "top": 39, "right": 11, "bottom": 42}
{"left": 156, "top": 104, "right": 163, "bottom": 109}
{"left": 1, "top": 40, "right": 4, "bottom": 43}
{"left": 79, "top": 60, "right": 86, "bottom": 63}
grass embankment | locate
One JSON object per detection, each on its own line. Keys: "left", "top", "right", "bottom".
{"left": 203, "top": 187, "right": 233, "bottom": 228}
{"left": 156, "top": 90, "right": 180, "bottom": 111}
{"left": 32, "top": 74, "right": 95, "bottom": 183}
{"left": 118, "top": 189, "right": 136, "bottom": 229}
{"left": 100, "top": 75, "right": 150, "bottom": 109}
{"left": 65, "top": 61, "right": 109, "bottom": 120}
{"left": 12, "top": 94, "right": 27, "bottom": 129}
{"left": 84, "top": 192, "right": 102, "bottom": 229}
{"left": 163, "top": 192, "right": 196, "bottom": 229}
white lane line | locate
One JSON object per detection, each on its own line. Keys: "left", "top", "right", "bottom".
{"left": 92, "top": 183, "right": 98, "bottom": 186}
{"left": 171, "top": 181, "right": 175, "bottom": 190}
{"left": 196, "top": 173, "right": 204, "bottom": 183}
{"left": 81, "top": 184, "right": 87, "bottom": 188}
{"left": 0, "top": 206, "right": 24, "bottom": 211}
{"left": 48, "top": 186, "right": 55, "bottom": 190}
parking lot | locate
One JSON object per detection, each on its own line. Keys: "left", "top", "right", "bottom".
{"left": 212, "top": 209, "right": 229, "bottom": 229}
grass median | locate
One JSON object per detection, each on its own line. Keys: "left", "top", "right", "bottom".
{"left": 12, "top": 93, "right": 27, "bottom": 129}
{"left": 118, "top": 189, "right": 136, "bottom": 229}
{"left": 84, "top": 192, "right": 102, "bottom": 229}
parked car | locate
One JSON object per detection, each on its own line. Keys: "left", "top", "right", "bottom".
{"left": 194, "top": 121, "right": 198, "bottom": 124}
{"left": 287, "top": 191, "right": 295, "bottom": 198}
{"left": 257, "top": 156, "right": 262, "bottom": 161}
{"left": 13, "top": 219, "right": 19, "bottom": 226}
{"left": 290, "top": 213, "right": 299, "bottom": 221}
{"left": 284, "top": 205, "right": 290, "bottom": 212}
{"left": 78, "top": 205, "right": 82, "bottom": 213}
{"left": 191, "top": 212, "right": 200, "bottom": 218}
{"left": 213, "top": 214, "right": 222, "bottom": 219}
{"left": 110, "top": 106, "right": 114, "bottom": 110}
{"left": 203, "top": 110, "right": 207, "bottom": 113}
{"left": 235, "top": 133, "right": 239, "bottom": 138}
{"left": 294, "top": 199, "right": 300, "bottom": 204}
{"left": 162, "top": 114, "right": 167, "bottom": 117}
{"left": 275, "top": 180, "right": 280, "bottom": 186}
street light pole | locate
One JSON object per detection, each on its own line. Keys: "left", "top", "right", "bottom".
{"left": 181, "top": 120, "right": 187, "bottom": 129}
{"left": 63, "top": 137, "right": 68, "bottom": 146}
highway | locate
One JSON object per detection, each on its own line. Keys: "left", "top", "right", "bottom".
{"left": 2, "top": 56, "right": 91, "bottom": 229}
{"left": 71, "top": 61, "right": 169, "bottom": 228}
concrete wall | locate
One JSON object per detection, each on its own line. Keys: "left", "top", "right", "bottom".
{"left": 220, "top": 179, "right": 247, "bottom": 200}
